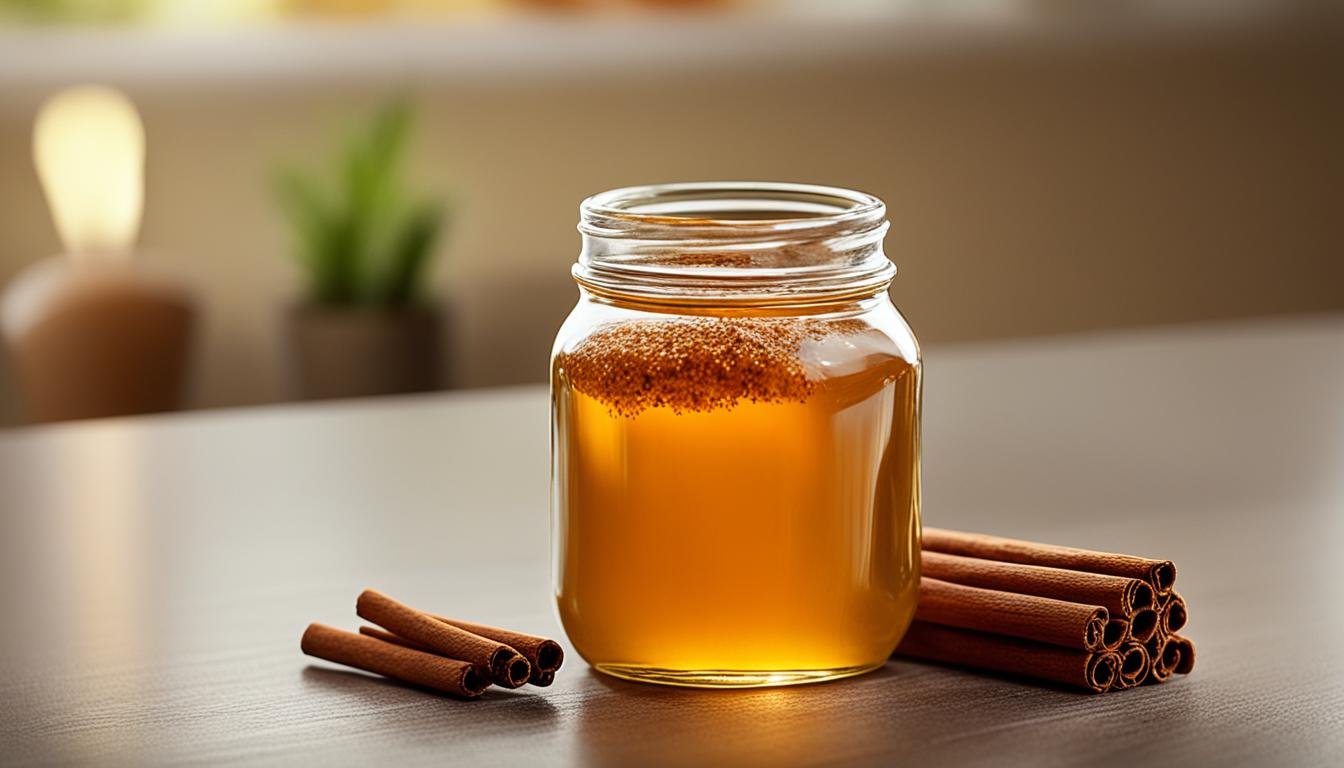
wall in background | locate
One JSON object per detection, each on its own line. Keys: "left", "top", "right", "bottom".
{"left": 0, "top": 17, "right": 1340, "bottom": 423}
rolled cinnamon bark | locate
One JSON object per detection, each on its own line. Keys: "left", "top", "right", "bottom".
{"left": 916, "top": 577, "right": 1109, "bottom": 651}
{"left": 922, "top": 528, "right": 1177, "bottom": 597}
{"left": 895, "top": 621, "right": 1120, "bottom": 693}
{"left": 359, "top": 625, "right": 432, "bottom": 652}
{"left": 430, "top": 614, "right": 565, "bottom": 679}
{"left": 1162, "top": 594, "right": 1188, "bottom": 634}
{"left": 1112, "top": 641, "right": 1150, "bottom": 690}
{"left": 1102, "top": 619, "right": 1129, "bottom": 652}
{"left": 921, "top": 550, "right": 1155, "bottom": 616}
{"left": 301, "top": 623, "right": 489, "bottom": 698}
{"left": 1144, "top": 633, "right": 1179, "bottom": 683}
{"left": 364, "top": 622, "right": 562, "bottom": 687}
{"left": 1170, "top": 635, "right": 1196, "bottom": 675}
{"left": 1127, "top": 608, "right": 1159, "bottom": 644}
{"left": 356, "top": 589, "right": 531, "bottom": 688}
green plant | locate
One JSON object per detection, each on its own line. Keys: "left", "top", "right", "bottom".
{"left": 274, "top": 100, "right": 445, "bottom": 308}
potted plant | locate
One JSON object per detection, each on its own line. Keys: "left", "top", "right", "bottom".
{"left": 274, "top": 100, "right": 447, "bottom": 400}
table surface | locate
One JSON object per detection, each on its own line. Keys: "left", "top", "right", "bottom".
{"left": 2, "top": 315, "right": 1342, "bottom": 767}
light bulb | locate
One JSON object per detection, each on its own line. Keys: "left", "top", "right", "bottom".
{"left": 33, "top": 85, "right": 145, "bottom": 262}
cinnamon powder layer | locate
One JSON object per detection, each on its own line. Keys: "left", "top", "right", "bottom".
{"left": 560, "top": 317, "right": 865, "bottom": 416}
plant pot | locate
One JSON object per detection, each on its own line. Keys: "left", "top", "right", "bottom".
{"left": 285, "top": 305, "right": 443, "bottom": 401}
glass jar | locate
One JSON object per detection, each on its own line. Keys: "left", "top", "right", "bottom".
{"left": 551, "top": 182, "right": 921, "bottom": 688}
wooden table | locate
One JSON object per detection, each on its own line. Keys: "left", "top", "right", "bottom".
{"left": 3, "top": 316, "right": 1342, "bottom": 766}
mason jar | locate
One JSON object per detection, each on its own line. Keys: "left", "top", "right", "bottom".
{"left": 551, "top": 182, "right": 921, "bottom": 688}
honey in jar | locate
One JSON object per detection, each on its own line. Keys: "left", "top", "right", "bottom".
{"left": 552, "top": 183, "right": 921, "bottom": 687}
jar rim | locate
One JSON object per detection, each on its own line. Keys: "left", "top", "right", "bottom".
{"left": 575, "top": 182, "right": 895, "bottom": 306}
{"left": 579, "top": 181, "right": 886, "bottom": 240}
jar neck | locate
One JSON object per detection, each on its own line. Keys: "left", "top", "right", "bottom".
{"left": 575, "top": 182, "right": 895, "bottom": 309}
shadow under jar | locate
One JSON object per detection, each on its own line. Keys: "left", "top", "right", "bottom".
{"left": 552, "top": 182, "right": 922, "bottom": 688}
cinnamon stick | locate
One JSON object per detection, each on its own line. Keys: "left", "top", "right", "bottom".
{"left": 430, "top": 614, "right": 565, "bottom": 679}
{"left": 1101, "top": 619, "right": 1129, "bottom": 652}
{"left": 916, "top": 577, "right": 1109, "bottom": 651}
{"left": 1127, "top": 608, "right": 1159, "bottom": 644}
{"left": 1161, "top": 594, "right": 1188, "bottom": 634}
{"left": 363, "top": 622, "right": 562, "bottom": 687}
{"left": 1111, "top": 641, "right": 1150, "bottom": 690}
{"left": 895, "top": 621, "right": 1120, "bottom": 693}
{"left": 1145, "top": 633, "right": 1178, "bottom": 683}
{"left": 923, "top": 528, "right": 1177, "bottom": 597}
{"left": 356, "top": 589, "right": 531, "bottom": 688}
{"left": 359, "top": 625, "right": 432, "bottom": 652}
{"left": 301, "top": 623, "right": 489, "bottom": 698}
{"left": 921, "top": 550, "right": 1155, "bottom": 616}
{"left": 1170, "top": 635, "right": 1196, "bottom": 675}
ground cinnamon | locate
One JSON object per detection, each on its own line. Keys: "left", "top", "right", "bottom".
{"left": 922, "top": 528, "right": 1177, "bottom": 597}
{"left": 560, "top": 317, "right": 865, "bottom": 416}
{"left": 301, "top": 623, "right": 489, "bottom": 698}
{"left": 895, "top": 621, "right": 1120, "bottom": 693}
{"left": 356, "top": 589, "right": 531, "bottom": 688}
{"left": 916, "top": 577, "right": 1109, "bottom": 651}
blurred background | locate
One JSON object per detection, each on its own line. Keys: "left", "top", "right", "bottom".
{"left": 0, "top": 0, "right": 1340, "bottom": 426}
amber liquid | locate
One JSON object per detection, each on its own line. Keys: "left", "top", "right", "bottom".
{"left": 554, "top": 325, "right": 921, "bottom": 687}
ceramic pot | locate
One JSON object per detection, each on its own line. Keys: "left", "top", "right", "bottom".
{"left": 286, "top": 305, "right": 442, "bottom": 400}
{"left": 1, "top": 258, "right": 195, "bottom": 423}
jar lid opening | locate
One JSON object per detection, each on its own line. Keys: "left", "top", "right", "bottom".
{"left": 580, "top": 182, "right": 884, "bottom": 238}
{"left": 576, "top": 182, "right": 894, "bottom": 306}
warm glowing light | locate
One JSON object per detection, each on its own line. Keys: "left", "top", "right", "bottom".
{"left": 33, "top": 85, "right": 145, "bottom": 261}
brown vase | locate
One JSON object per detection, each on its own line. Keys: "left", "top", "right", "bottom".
{"left": 285, "top": 305, "right": 443, "bottom": 401}
{"left": 1, "top": 258, "right": 196, "bottom": 423}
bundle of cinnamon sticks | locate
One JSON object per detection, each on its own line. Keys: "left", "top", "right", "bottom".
{"left": 895, "top": 528, "right": 1194, "bottom": 693}
{"left": 301, "top": 589, "right": 564, "bottom": 698}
